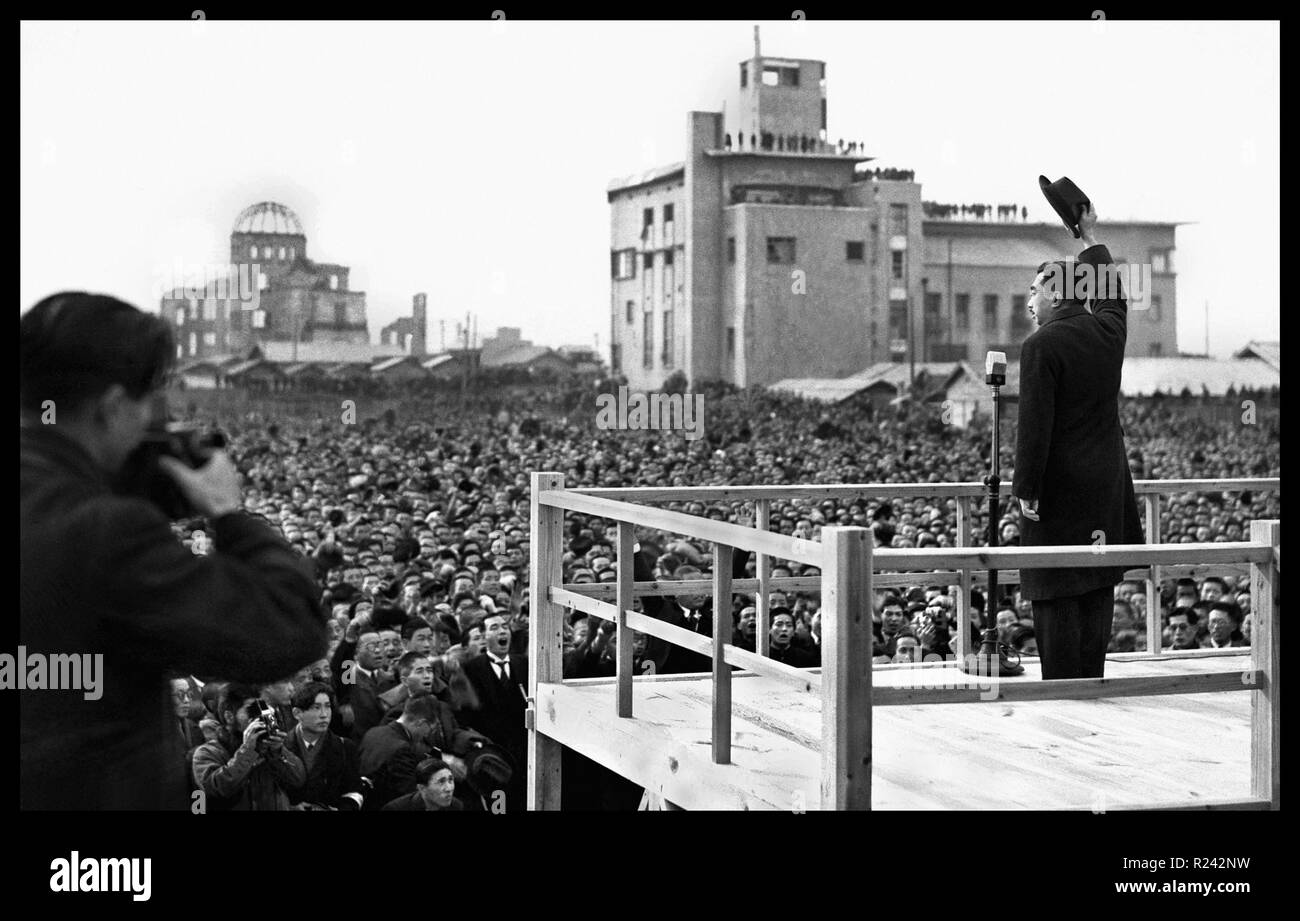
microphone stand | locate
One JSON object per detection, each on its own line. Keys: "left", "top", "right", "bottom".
{"left": 961, "top": 362, "right": 1025, "bottom": 678}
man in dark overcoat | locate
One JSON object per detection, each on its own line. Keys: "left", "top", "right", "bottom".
{"left": 1012, "top": 203, "right": 1144, "bottom": 679}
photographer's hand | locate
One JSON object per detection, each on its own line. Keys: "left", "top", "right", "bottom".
{"left": 263, "top": 728, "right": 287, "bottom": 753}
{"left": 158, "top": 451, "right": 242, "bottom": 518}
{"left": 240, "top": 718, "right": 267, "bottom": 754}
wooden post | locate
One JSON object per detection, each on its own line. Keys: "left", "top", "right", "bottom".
{"left": 1144, "top": 493, "right": 1161, "bottom": 654}
{"left": 712, "top": 543, "right": 735, "bottom": 764}
{"left": 1249, "top": 519, "right": 1279, "bottom": 809}
{"left": 954, "top": 495, "right": 971, "bottom": 663}
{"left": 528, "top": 472, "right": 565, "bottom": 811}
{"left": 821, "top": 527, "right": 872, "bottom": 810}
{"left": 756, "top": 498, "right": 771, "bottom": 657}
{"left": 615, "top": 521, "right": 634, "bottom": 717}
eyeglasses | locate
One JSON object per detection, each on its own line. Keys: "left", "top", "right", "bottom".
{"left": 171, "top": 690, "right": 193, "bottom": 700}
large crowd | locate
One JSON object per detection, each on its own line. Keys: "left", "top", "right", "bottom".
{"left": 169, "top": 383, "right": 1279, "bottom": 811}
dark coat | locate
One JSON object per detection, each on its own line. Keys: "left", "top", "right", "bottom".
{"left": 357, "top": 721, "right": 425, "bottom": 809}
{"left": 769, "top": 643, "right": 819, "bottom": 668}
{"left": 191, "top": 736, "right": 306, "bottom": 811}
{"left": 283, "top": 727, "right": 365, "bottom": 810}
{"left": 460, "top": 653, "right": 529, "bottom": 809}
{"left": 1012, "top": 243, "right": 1144, "bottom": 600}
{"left": 20, "top": 425, "right": 326, "bottom": 810}
{"left": 637, "top": 547, "right": 750, "bottom": 674}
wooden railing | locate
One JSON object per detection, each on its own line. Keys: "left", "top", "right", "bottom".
{"left": 527, "top": 472, "right": 1280, "bottom": 810}
{"left": 569, "top": 477, "right": 1278, "bottom": 658}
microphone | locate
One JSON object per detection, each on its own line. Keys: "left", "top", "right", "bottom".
{"left": 984, "top": 350, "right": 1007, "bottom": 387}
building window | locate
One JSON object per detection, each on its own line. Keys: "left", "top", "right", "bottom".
{"left": 663, "top": 249, "right": 674, "bottom": 266}
{"left": 662, "top": 310, "right": 674, "bottom": 367}
{"left": 626, "top": 300, "right": 635, "bottom": 323}
{"left": 643, "top": 312, "right": 654, "bottom": 369}
{"left": 924, "top": 292, "right": 942, "bottom": 324}
{"left": 1011, "top": 294, "right": 1030, "bottom": 333}
{"left": 984, "top": 294, "right": 999, "bottom": 331}
{"left": 726, "top": 326, "right": 735, "bottom": 358}
{"left": 249, "top": 245, "right": 257, "bottom": 259}
{"left": 175, "top": 308, "right": 185, "bottom": 326}
{"left": 846, "top": 241, "right": 865, "bottom": 262}
{"left": 889, "top": 204, "right": 908, "bottom": 237}
{"left": 203, "top": 331, "right": 216, "bottom": 347}
{"left": 740, "top": 62, "right": 747, "bottom": 88}
{"left": 258, "top": 271, "right": 268, "bottom": 291}
{"left": 643, "top": 252, "right": 654, "bottom": 270}
{"left": 643, "top": 207, "right": 654, "bottom": 228}
{"left": 252, "top": 310, "right": 266, "bottom": 329}
{"left": 889, "top": 300, "right": 908, "bottom": 338}
{"left": 263, "top": 246, "right": 273, "bottom": 259}
{"left": 176, "top": 344, "right": 185, "bottom": 360}
{"left": 335, "top": 302, "right": 348, "bottom": 326}
{"left": 612, "top": 249, "right": 636, "bottom": 280}
{"left": 891, "top": 250, "right": 904, "bottom": 280}
{"left": 767, "top": 237, "right": 796, "bottom": 264}
{"left": 611, "top": 343, "right": 621, "bottom": 373}
{"left": 727, "top": 237, "right": 736, "bottom": 264}
{"left": 664, "top": 203, "right": 674, "bottom": 223}
{"left": 955, "top": 294, "right": 970, "bottom": 330}
{"left": 1150, "top": 294, "right": 1163, "bottom": 321}
{"left": 188, "top": 332, "right": 197, "bottom": 355}
{"left": 329, "top": 274, "right": 339, "bottom": 291}
{"left": 1149, "top": 342, "right": 1163, "bottom": 357}
{"left": 288, "top": 247, "right": 295, "bottom": 260}
{"left": 1150, "top": 249, "right": 1174, "bottom": 275}
{"left": 762, "top": 65, "right": 799, "bottom": 87}
{"left": 278, "top": 247, "right": 286, "bottom": 260}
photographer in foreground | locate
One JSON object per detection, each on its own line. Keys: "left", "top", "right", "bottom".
{"left": 20, "top": 292, "right": 326, "bottom": 809}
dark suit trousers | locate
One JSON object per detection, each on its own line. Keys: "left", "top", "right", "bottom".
{"left": 1032, "top": 585, "right": 1113, "bottom": 679}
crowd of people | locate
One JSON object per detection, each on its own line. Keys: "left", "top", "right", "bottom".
{"left": 170, "top": 382, "right": 1279, "bottom": 810}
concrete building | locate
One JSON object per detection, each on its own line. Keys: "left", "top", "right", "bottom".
{"left": 161, "top": 202, "right": 369, "bottom": 361}
{"left": 161, "top": 203, "right": 431, "bottom": 365}
{"left": 608, "top": 30, "right": 1181, "bottom": 389}
{"left": 380, "top": 293, "right": 430, "bottom": 356}
{"left": 922, "top": 217, "right": 1178, "bottom": 361}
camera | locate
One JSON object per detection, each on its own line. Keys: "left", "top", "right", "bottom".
{"left": 113, "top": 398, "right": 227, "bottom": 519}
{"left": 244, "top": 698, "right": 278, "bottom": 748}
{"left": 256, "top": 699, "right": 278, "bottom": 731}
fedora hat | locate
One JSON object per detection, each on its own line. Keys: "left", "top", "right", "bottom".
{"left": 1038, "top": 175, "right": 1090, "bottom": 238}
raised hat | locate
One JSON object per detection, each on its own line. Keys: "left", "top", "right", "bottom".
{"left": 1038, "top": 174, "right": 1090, "bottom": 239}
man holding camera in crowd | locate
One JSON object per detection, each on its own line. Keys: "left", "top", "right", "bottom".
{"left": 20, "top": 293, "right": 326, "bottom": 810}
{"left": 191, "top": 683, "right": 307, "bottom": 811}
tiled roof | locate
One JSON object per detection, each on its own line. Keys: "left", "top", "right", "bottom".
{"left": 1233, "top": 340, "right": 1281, "bottom": 372}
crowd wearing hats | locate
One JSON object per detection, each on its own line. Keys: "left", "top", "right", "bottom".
{"left": 170, "top": 380, "right": 1278, "bottom": 809}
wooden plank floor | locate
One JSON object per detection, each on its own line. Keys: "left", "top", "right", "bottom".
{"left": 534, "top": 651, "right": 1254, "bottom": 810}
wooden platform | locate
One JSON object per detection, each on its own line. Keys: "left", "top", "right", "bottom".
{"left": 533, "top": 651, "right": 1254, "bottom": 810}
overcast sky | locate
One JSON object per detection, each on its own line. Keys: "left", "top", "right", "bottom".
{"left": 21, "top": 19, "right": 1278, "bottom": 357}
